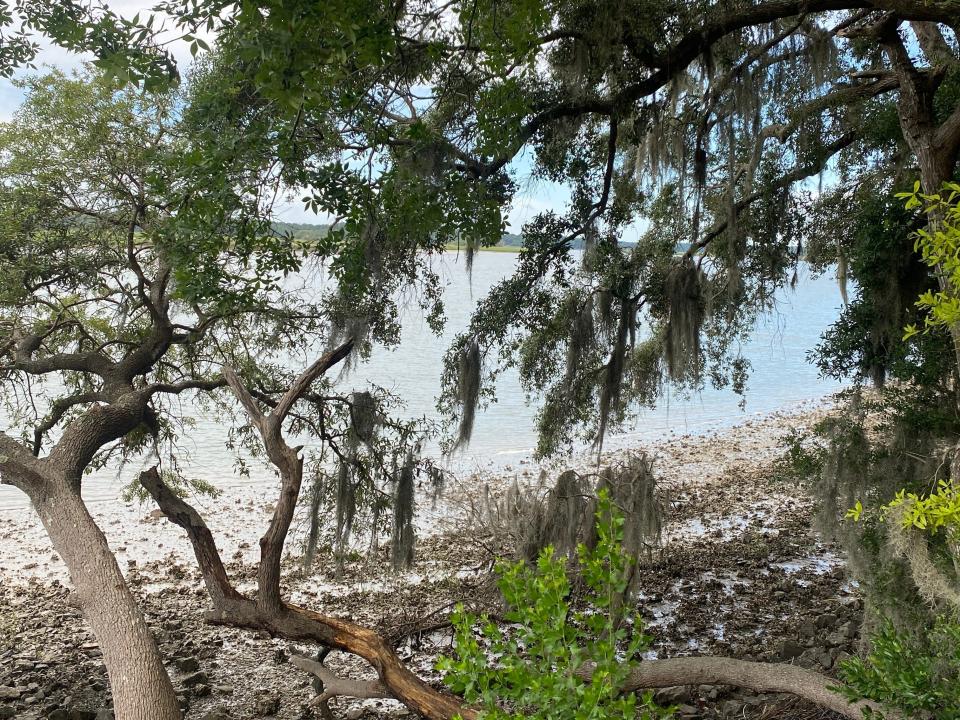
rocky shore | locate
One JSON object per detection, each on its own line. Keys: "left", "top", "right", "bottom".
{"left": 0, "top": 397, "right": 862, "bottom": 720}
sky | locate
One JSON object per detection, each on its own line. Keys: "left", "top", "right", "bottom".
{"left": 0, "top": 1, "right": 569, "bottom": 234}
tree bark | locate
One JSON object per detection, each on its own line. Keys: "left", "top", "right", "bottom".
{"left": 141, "top": 463, "right": 474, "bottom": 720}
{"left": 612, "top": 657, "right": 902, "bottom": 720}
{"left": 209, "top": 600, "right": 476, "bottom": 720}
{"left": 31, "top": 481, "right": 181, "bottom": 720}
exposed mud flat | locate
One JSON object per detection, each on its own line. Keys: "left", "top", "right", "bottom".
{"left": 0, "top": 397, "right": 860, "bottom": 719}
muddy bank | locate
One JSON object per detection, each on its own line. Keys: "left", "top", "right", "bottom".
{"left": 0, "top": 397, "right": 861, "bottom": 719}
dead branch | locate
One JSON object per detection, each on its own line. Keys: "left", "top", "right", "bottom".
{"left": 290, "top": 654, "right": 390, "bottom": 702}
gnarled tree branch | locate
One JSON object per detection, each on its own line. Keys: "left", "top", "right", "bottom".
{"left": 223, "top": 339, "right": 355, "bottom": 612}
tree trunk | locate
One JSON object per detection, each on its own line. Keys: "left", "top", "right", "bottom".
{"left": 32, "top": 482, "right": 181, "bottom": 720}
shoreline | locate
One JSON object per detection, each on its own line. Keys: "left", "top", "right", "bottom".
{"left": 0, "top": 391, "right": 841, "bottom": 514}
{"left": 0, "top": 395, "right": 837, "bottom": 586}
{"left": 0, "top": 395, "right": 859, "bottom": 720}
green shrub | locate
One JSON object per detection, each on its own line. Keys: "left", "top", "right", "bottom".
{"left": 838, "top": 617, "right": 960, "bottom": 719}
{"left": 436, "top": 491, "right": 669, "bottom": 720}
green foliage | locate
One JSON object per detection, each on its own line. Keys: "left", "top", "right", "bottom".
{"left": 884, "top": 481, "right": 960, "bottom": 537}
{"left": 808, "top": 181, "right": 947, "bottom": 387}
{"left": 0, "top": 1, "right": 177, "bottom": 85}
{"left": 782, "top": 382, "right": 960, "bottom": 632}
{"left": 436, "top": 492, "right": 668, "bottom": 720}
{"left": 121, "top": 468, "right": 221, "bottom": 504}
{"left": 0, "top": 68, "right": 439, "bottom": 549}
{"left": 898, "top": 183, "right": 960, "bottom": 339}
{"left": 838, "top": 618, "right": 960, "bottom": 719}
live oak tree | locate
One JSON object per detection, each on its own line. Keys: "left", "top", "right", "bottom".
{"left": 0, "top": 69, "right": 438, "bottom": 719}
{"left": 100, "top": 0, "right": 960, "bottom": 453}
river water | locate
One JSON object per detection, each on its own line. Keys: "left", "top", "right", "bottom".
{"left": 0, "top": 252, "right": 846, "bottom": 510}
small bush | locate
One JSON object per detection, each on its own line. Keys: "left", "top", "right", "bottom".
{"left": 838, "top": 617, "right": 960, "bottom": 719}
{"left": 437, "top": 491, "right": 670, "bottom": 720}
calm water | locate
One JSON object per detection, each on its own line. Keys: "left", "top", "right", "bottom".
{"left": 0, "top": 252, "right": 846, "bottom": 510}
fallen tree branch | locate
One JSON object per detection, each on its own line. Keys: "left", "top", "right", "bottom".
{"left": 584, "top": 656, "right": 903, "bottom": 720}
{"left": 142, "top": 464, "right": 475, "bottom": 719}
{"left": 204, "top": 601, "right": 477, "bottom": 720}
{"left": 290, "top": 654, "right": 390, "bottom": 702}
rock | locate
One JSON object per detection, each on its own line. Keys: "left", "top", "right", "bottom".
{"left": 344, "top": 708, "right": 364, "bottom": 720}
{"left": 95, "top": 711, "right": 114, "bottom": 720}
{"left": 0, "top": 686, "right": 22, "bottom": 700}
{"left": 201, "top": 712, "right": 231, "bottom": 720}
{"left": 181, "top": 671, "right": 209, "bottom": 688}
{"left": 840, "top": 620, "right": 860, "bottom": 638}
{"left": 675, "top": 704, "right": 698, "bottom": 718}
{"left": 253, "top": 695, "right": 280, "bottom": 716}
{"left": 653, "top": 686, "right": 690, "bottom": 705}
{"left": 779, "top": 639, "right": 804, "bottom": 660}
{"left": 719, "top": 699, "right": 742, "bottom": 717}
{"left": 797, "top": 620, "right": 816, "bottom": 638}
{"left": 213, "top": 684, "right": 234, "bottom": 695}
{"left": 815, "top": 613, "right": 839, "bottom": 629}
{"left": 797, "top": 648, "right": 819, "bottom": 669}
{"left": 817, "top": 650, "right": 833, "bottom": 669}
{"left": 825, "top": 631, "right": 847, "bottom": 647}
{"left": 0, "top": 708, "right": 14, "bottom": 719}
{"left": 175, "top": 657, "right": 200, "bottom": 672}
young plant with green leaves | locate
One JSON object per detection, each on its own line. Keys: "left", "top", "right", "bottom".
{"left": 437, "top": 491, "right": 667, "bottom": 720}
{"left": 838, "top": 618, "right": 960, "bottom": 719}
{"left": 899, "top": 183, "right": 960, "bottom": 341}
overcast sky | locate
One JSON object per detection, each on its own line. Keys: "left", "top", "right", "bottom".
{"left": 0, "top": 2, "right": 569, "bottom": 232}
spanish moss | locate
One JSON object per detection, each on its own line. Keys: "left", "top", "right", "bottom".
{"left": 452, "top": 337, "right": 481, "bottom": 451}
{"left": 302, "top": 471, "right": 324, "bottom": 573}
{"left": 564, "top": 295, "right": 595, "bottom": 386}
{"left": 391, "top": 452, "right": 416, "bottom": 570}
{"left": 350, "top": 390, "right": 377, "bottom": 445}
{"left": 664, "top": 258, "right": 704, "bottom": 382}
{"left": 596, "top": 297, "right": 631, "bottom": 456}
{"left": 334, "top": 459, "right": 356, "bottom": 573}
